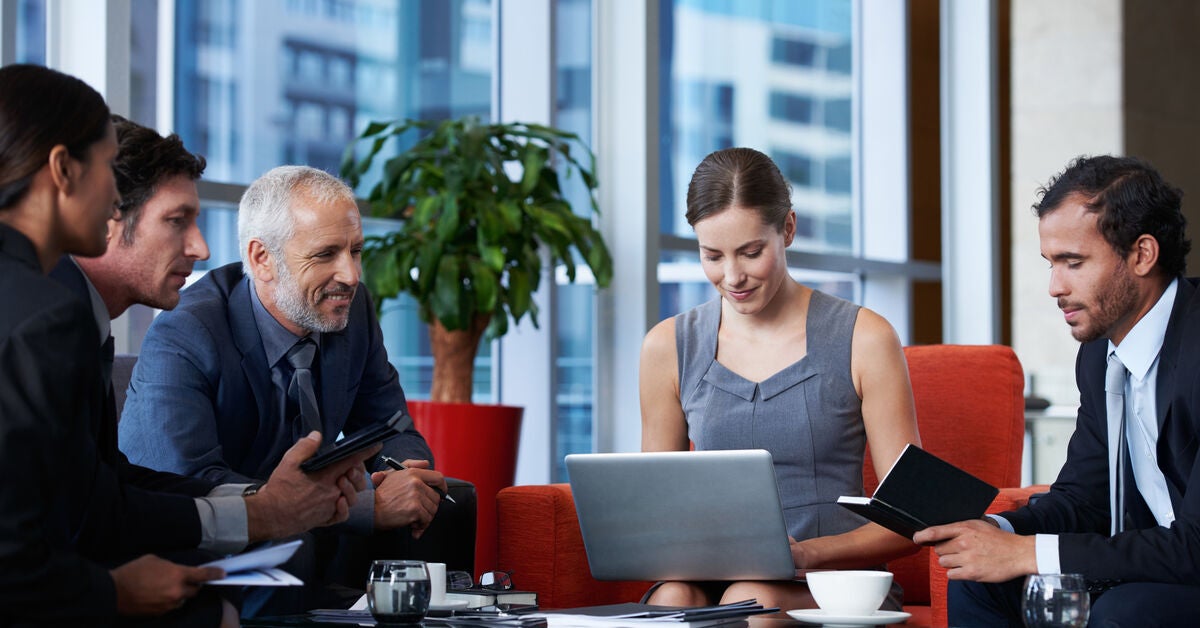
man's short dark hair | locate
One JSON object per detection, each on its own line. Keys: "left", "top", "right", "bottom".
{"left": 112, "top": 115, "right": 206, "bottom": 245}
{"left": 1034, "top": 155, "right": 1191, "bottom": 278}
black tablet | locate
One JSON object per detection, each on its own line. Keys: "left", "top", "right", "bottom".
{"left": 300, "top": 409, "right": 413, "bottom": 473}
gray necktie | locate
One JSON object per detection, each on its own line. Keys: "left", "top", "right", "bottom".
{"left": 287, "top": 338, "right": 322, "bottom": 442}
{"left": 1105, "top": 352, "right": 1128, "bottom": 535}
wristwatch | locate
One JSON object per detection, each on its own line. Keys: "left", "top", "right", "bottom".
{"left": 242, "top": 484, "right": 262, "bottom": 497}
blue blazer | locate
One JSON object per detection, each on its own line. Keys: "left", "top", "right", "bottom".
{"left": 1004, "top": 277, "right": 1200, "bottom": 585}
{"left": 119, "top": 263, "right": 431, "bottom": 484}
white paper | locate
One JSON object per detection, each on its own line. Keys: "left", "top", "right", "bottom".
{"left": 202, "top": 539, "right": 304, "bottom": 586}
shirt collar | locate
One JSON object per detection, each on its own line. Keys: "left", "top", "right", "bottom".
{"left": 70, "top": 256, "right": 111, "bottom": 344}
{"left": 1109, "top": 277, "right": 1177, "bottom": 380}
{"left": 248, "top": 278, "right": 321, "bottom": 368}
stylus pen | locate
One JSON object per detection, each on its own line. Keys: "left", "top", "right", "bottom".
{"left": 380, "top": 455, "right": 458, "bottom": 504}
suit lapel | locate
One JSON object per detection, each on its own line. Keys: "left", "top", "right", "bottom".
{"left": 1156, "top": 278, "right": 1197, "bottom": 504}
{"left": 228, "top": 276, "right": 274, "bottom": 435}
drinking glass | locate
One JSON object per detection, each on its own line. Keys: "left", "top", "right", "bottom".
{"left": 367, "top": 560, "right": 430, "bottom": 626}
{"left": 1022, "top": 573, "right": 1089, "bottom": 628}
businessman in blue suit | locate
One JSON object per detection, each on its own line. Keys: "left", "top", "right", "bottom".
{"left": 120, "top": 165, "right": 447, "bottom": 616}
{"left": 916, "top": 156, "right": 1200, "bottom": 626}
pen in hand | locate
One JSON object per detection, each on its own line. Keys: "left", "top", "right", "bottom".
{"left": 379, "top": 455, "right": 457, "bottom": 504}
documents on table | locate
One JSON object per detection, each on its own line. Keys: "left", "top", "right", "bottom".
{"left": 202, "top": 539, "right": 304, "bottom": 586}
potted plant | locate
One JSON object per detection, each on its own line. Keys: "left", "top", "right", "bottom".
{"left": 340, "top": 115, "right": 613, "bottom": 402}
{"left": 340, "top": 115, "right": 613, "bottom": 572}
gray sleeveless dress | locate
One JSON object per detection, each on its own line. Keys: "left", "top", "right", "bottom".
{"left": 675, "top": 291, "right": 903, "bottom": 607}
{"left": 677, "top": 290, "right": 866, "bottom": 539}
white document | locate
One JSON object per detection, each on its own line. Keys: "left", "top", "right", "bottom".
{"left": 202, "top": 539, "right": 304, "bottom": 586}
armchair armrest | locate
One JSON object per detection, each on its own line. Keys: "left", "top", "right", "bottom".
{"left": 497, "top": 484, "right": 651, "bottom": 609}
{"left": 928, "top": 485, "right": 1051, "bottom": 627}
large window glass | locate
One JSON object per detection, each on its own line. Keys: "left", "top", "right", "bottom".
{"left": 14, "top": 0, "right": 45, "bottom": 63}
{"left": 552, "top": 0, "right": 593, "bottom": 481}
{"left": 659, "top": 0, "right": 856, "bottom": 309}
{"left": 163, "top": 0, "right": 494, "bottom": 401}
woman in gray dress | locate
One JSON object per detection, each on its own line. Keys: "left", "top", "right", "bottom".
{"left": 639, "top": 147, "right": 922, "bottom": 611}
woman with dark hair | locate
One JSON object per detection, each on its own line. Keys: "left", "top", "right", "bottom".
{"left": 639, "top": 147, "right": 922, "bottom": 612}
{"left": 0, "top": 64, "right": 231, "bottom": 626}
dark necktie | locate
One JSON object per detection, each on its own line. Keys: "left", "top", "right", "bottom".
{"left": 287, "top": 338, "right": 322, "bottom": 443}
{"left": 1105, "top": 352, "right": 1128, "bottom": 535}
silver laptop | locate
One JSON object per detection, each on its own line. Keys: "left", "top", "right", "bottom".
{"left": 566, "top": 449, "right": 797, "bottom": 581}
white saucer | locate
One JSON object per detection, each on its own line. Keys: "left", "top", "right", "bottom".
{"left": 787, "top": 608, "right": 911, "bottom": 627}
{"left": 428, "top": 599, "right": 470, "bottom": 611}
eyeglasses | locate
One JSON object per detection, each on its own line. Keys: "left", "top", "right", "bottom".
{"left": 446, "top": 570, "right": 514, "bottom": 591}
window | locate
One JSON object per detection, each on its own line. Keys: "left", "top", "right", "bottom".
{"left": 14, "top": 0, "right": 46, "bottom": 64}
{"left": 772, "top": 37, "right": 817, "bottom": 68}
{"left": 660, "top": 0, "right": 858, "bottom": 299}
{"left": 159, "top": 0, "right": 495, "bottom": 402}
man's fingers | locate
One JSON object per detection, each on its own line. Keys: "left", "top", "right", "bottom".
{"left": 337, "top": 475, "right": 358, "bottom": 507}
{"left": 328, "top": 495, "right": 349, "bottom": 525}
{"left": 187, "top": 566, "right": 226, "bottom": 584}
{"left": 279, "top": 431, "right": 323, "bottom": 466}
{"left": 346, "top": 465, "right": 367, "bottom": 492}
{"left": 912, "top": 523, "right": 955, "bottom": 545}
{"left": 401, "top": 459, "right": 430, "bottom": 469}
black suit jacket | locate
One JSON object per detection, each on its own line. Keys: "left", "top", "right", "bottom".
{"left": 0, "top": 225, "right": 201, "bottom": 624}
{"left": 49, "top": 256, "right": 216, "bottom": 498}
{"left": 1005, "top": 277, "right": 1200, "bottom": 584}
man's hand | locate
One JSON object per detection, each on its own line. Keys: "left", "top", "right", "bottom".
{"left": 913, "top": 519, "right": 1038, "bottom": 583}
{"left": 110, "top": 554, "right": 224, "bottom": 616}
{"left": 246, "top": 431, "right": 380, "bottom": 541}
{"left": 371, "top": 459, "right": 445, "bottom": 537}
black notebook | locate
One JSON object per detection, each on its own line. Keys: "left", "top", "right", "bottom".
{"left": 837, "top": 443, "right": 999, "bottom": 539}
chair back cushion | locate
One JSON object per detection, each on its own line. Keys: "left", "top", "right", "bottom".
{"left": 864, "top": 344, "right": 1025, "bottom": 604}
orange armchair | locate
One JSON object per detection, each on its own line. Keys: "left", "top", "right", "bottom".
{"left": 497, "top": 345, "right": 1039, "bottom": 626}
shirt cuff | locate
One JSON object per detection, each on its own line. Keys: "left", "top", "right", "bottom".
{"left": 1034, "top": 534, "right": 1061, "bottom": 574}
{"left": 346, "top": 487, "right": 376, "bottom": 535}
{"left": 987, "top": 514, "right": 1015, "bottom": 533}
{"left": 194, "top": 495, "right": 250, "bottom": 555}
{"left": 208, "top": 483, "right": 253, "bottom": 498}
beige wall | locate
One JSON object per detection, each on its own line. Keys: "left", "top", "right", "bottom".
{"left": 1011, "top": 0, "right": 1200, "bottom": 405}
{"left": 1010, "top": 0, "right": 1124, "bottom": 406}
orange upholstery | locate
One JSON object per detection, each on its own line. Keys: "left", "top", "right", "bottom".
{"left": 862, "top": 344, "right": 1027, "bottom": 624}
{"left": 497, "top": 345, "right": 1034, "bottom": 627}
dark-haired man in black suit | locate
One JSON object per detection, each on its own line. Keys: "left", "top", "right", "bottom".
{"left": 916, "top": 155, "right": 1200, "bottom": 626}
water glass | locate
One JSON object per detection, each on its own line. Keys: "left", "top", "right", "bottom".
{"left": 367, "top": 560, "right": 430, "bottom": 626}
{"left": 1022, "top": 573, "right": 1089, "bottom": 628}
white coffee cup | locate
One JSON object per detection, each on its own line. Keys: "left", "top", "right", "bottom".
{"left": 426, "top": 562, "right": 448, "bottom": 604}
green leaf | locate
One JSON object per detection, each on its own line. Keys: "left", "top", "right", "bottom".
{"left": 520, "top": 147, "right": 546, "bottom": 196}
{"left": 435, "top": 195, "right": 460, "bottom": 243}
{"left": 432, "top": 256, "right": 466, "bottom": 330}
{"left": 468, "top": 258, "right": 498, "bottom": 313}
{"left": 360, "top": 120, "right": 391, "bottom": 138}
{"left": 507, "top": 268, "right": 532, "bottom": 323}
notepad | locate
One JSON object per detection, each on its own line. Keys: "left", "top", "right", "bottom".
{"left": 837, "top": 443, "right": 999, "bottom": 539}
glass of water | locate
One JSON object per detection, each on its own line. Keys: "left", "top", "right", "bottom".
{"left": 1022, "top": 573, "right": 1089, "bottom": 627}
{"left": 367, "top": 560, "right": 430, "bottom": 626}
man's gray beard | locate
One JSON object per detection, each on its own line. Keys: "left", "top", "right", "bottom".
{"left": 273, "top": 256, "right": 351, "bottom": 333}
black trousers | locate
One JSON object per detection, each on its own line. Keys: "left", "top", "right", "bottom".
{"left": 949, "top": 578, "right": 1200, "bottom": 627}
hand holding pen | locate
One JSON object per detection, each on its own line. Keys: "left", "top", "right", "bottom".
{"left": 380, "top": 455, "right": 457, "bottom": 504}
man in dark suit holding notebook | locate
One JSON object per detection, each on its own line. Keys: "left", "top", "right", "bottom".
{"left": 915, "top": 156, "right": 1200, "bottom": 626}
